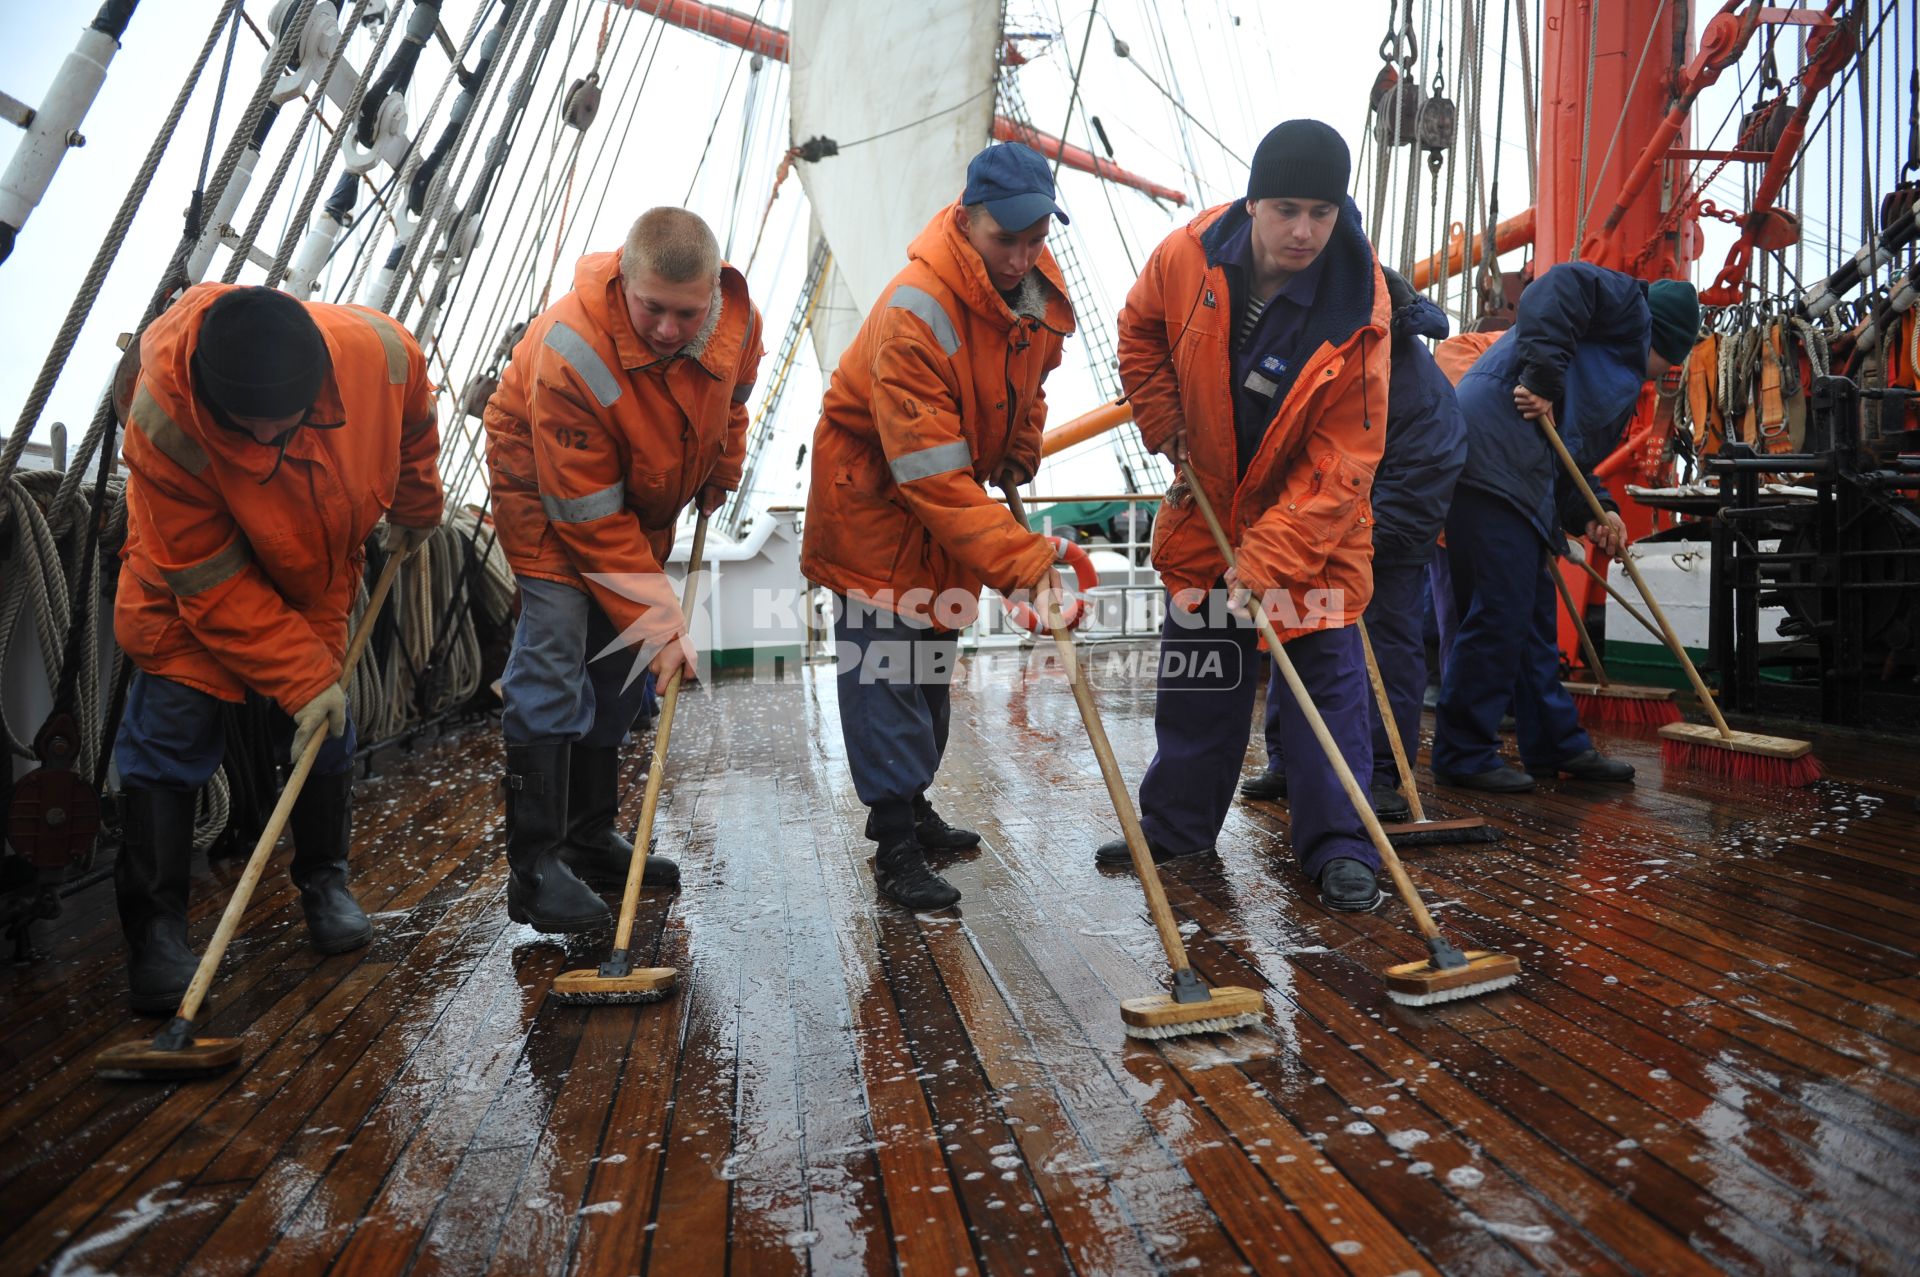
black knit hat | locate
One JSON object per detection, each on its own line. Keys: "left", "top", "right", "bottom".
{"left": 1247, "top": 119, "right": 1351, "bottom": 204}
{"left": 193, "top": 287, "right": 328, "bottom": 420}
{"left": 1645, "top": 279, "right": 1701, "bottom": 365}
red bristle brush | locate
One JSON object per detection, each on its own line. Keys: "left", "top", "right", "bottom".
{"left": 1548, "top": 558, "right": 1682, "bottom": 728}
{"left": 1539, "top": 411, "right": 1822, "bottom": 786}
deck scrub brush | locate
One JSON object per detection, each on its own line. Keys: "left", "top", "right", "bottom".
{"left": 1536, "top": 410, "right": 1819, "bottom": 785}
{"left": 552, "top": 515, "right": 713, "bottom": 1007}
{"left": 1003, "top": 488, "right": 1265, "bottom": 1041}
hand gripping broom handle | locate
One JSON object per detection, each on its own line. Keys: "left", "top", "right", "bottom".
{"left": 1356, "top": 618, "right": 1428, "bottom": 824}
{"left": 1178, "top": 465, "right": 1447, "bottom": 944}
{"left": 173, "top": 551, "right": 407, "bottom": 1028}
{"left": 1536, "top": 411, "right": 1734, "bottom": 740}
{"left": 1005, "top": 490, "right": 1196, "bottom": 975}
{"left": 609, "top": 512, "right": 709, "bottom": 956}
{"left": 1546, "top": 558, "right": 1611, "bottom": 685}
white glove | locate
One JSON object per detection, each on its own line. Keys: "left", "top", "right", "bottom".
{"left": 291, "top": 684, "right": 347, "bottom": 762}
{"left": 381, "top": 521, "right": 437, "bottom": 560}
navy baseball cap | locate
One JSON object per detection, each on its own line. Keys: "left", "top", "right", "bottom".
{"left": 961, "top": 142, "right": 1070, "bottom": 231}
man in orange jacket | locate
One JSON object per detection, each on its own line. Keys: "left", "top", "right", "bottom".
{"left": 803, "top": 142, "right": 1075, "bottom": 911}
{"left": 113, "top": 285, "right": 443, "bottom": 1014}
{"left": 1108, "top": 119, "right": 1390, "bottom": 911}
{"left": 483, "top": 207, "right": 763, "bottom": 933}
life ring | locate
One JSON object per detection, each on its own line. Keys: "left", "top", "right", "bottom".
{"left": 1006, "top": 535, "right": 1099, "bottom": 633}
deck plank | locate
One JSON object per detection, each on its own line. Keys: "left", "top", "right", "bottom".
{"left": 3, "top": 653, "right": 1918, "bottom": 1276}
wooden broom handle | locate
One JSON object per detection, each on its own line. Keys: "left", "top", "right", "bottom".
{"left": 1006, "top": 490, "right": 1195, "bottom": 975}
{"left": 1569, "top": 555, "right": 1659, "bottom": 643}
{"left": 1356, "top": 618, "right": 1427, "bottom": 824}
{"left": 1537, "top": 410, "right": 1735, "bottom": 740}
{"left": 1179, "top": 465, "right": 1446, "bottom": 944}
{"left": 611, "top": 512, "right": 710, "bottom": 954}
{"left": 175, "top": 551, "right": 406, "bottom": 1026}
{"left": 1546, "top": 558, "right": 1611, "bottom": 685}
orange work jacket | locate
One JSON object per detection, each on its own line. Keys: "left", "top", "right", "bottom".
{"left": 1434, "top": 331, "right": 1502, "bottom": 386}
{"left": 483, "top": 252, "right": 764, "bottom": 642}
{"left": 115, "top": 284, "right": 444, "bottom": 713}
{"left": 1117, "top": 200, "right": 1390, "bottom": 641}
{"left": 801, "top": 203, "right": 1073, "bottom": 628}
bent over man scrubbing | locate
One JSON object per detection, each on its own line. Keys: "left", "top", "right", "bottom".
{"left": 1107, "top": 119, "right": 1391, "bottom": 912}
{"left": 804, "top": 141, "right": 1076, "bottom": 912}
{"left": 484, "top": 208, "right": 764, "bottom": 933}
{"left": 1431, "top": 263, "right": 1698, "bottom": 792}
{"left": 1240, "top": 267, "right": 1466, "bottom": 820}
{"left": 114, "top": 285, "right": 444, "bottom": 1014}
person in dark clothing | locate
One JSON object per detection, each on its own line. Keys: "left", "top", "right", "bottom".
{"left": 1241, "top": 268, "right": 1467, "bottom": 819}
{"left": 1107, "top": 120, "right": 1391, "bottom": 912}
{"left": 1431, "top": 262, "right": 1699, "bottom": 791}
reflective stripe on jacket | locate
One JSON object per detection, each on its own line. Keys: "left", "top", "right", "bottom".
{"left": 801, "top": 202, "right": 1074, "bottom": 628}
{"left": 483, "top": 252, "right": 764, "bottom": 642}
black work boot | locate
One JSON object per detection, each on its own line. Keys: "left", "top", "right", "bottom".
{"left": 869, "top": 802, "right": 959, "bottom": 911}
{"left": 114, "top": 787, "right": 201, "bottom": 1016}
{"left": 290, "top": 769, "right": 373, "bottom": 954}
{"left": 1528, "top": 748, "right": 1635, "bottom": 782}
{"left": 1239, "top": 766, "right": 1288, "bottom": 801}
{"left": 560, "top": 743, "right": 680, "bottom": 891}
{"left": 1370, "top": 777, "right": 1412, "bottom": 823}
{"left": 913, "top": 793, "right": 980, "bottom": 852}
{"left": 1318, "top": 858, "right": 1385, "bottom": 912}
{"left": 504, "top": 742, "right": 611, "bottom": 933}
{"left": 863, "top": 794, "right": 982, "bottom": 854}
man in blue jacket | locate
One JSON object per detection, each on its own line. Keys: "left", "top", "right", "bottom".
{"left": 1431, "top": 263, "right": 1698, "bottom": 792}
{"left": 1240, "top": 268, "right": 1466, "bottom": 818}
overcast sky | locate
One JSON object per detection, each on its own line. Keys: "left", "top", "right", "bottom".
{"left": 1, "top": 1, "right": 1902, "bottom": 505}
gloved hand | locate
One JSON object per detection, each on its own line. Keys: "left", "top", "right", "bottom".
{"left": 381, "top": 520, "right": 437, "bottom": 560}
{"left": 291, "top": 684, "right": 347, "bottom": 763}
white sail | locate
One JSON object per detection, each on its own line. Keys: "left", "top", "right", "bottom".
{"left": 788, "top": 0, "right": 1001, "bottom": 370}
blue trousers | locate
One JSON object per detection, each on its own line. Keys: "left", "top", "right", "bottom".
{"left": 1429, "top": 543, "right": 1458, "bottom": 675}
{"left": 1432, "top": 487, "right": 1592, "bottom": 775}
{"left": 1138, "top": 593, "right": 1377, "bottom": 877}
{"left": 115, "top": 671, "right": 356, "bottom": 789}
{"left": 501, "top": 577, "right": 656, "bottom": 747}
{"left": 831, "top": 594, "right": 956, "bottom": 832}
{"left": 1265, "top": 558, "right": 1426, "bottom": 788}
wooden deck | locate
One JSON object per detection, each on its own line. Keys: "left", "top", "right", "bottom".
{"left": 4, "top": 642, "right": 1918, "bottom": 1276}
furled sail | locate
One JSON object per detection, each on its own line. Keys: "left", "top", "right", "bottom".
{"left": 787, "top": 0, "right": 1001, "bottom": 370}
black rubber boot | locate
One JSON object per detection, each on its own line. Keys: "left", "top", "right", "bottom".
{"left": 114, "top": 787, "right": 201, "bottom": 1016}
{"left": 290, "top": 769, "right": 373, "bottom": 954}
{"left": 869, "top": 802, "right": 959, "bottom": 910}
{"left": 560, "top": 743, "right": 680, "bottom": 891}
{"left": 504, "top": 742, "right": 611, "bottom": 934}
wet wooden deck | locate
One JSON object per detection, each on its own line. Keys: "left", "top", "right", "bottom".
{"left": 4, "top": 643, "right": 1919, "bottom": 1276}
